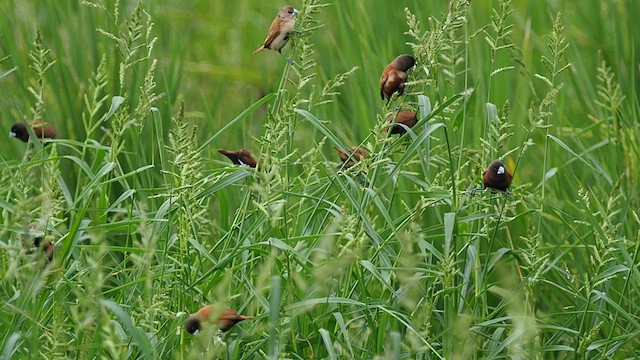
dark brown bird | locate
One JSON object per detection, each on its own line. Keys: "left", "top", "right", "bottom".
{"left": 185, "top": 305, "right": 254, "bottom": 334}
{"left": 380, "top": 54, "right": 416, "bottom": 103}
{"left": 10, "top": 120, "right": 57, "bottom": 143}
{"left": 33, "top": 236, "right": 54, "bottom": 262}
{"left": 335, "top": 146, "right": 369, "bottom": 169}
{"left": 386, "top": 111, "right": 417, "bottom": 135}
{"left": 482, "top": 160, "right": 513, "bottom": 192}
{"left": 253, "top": 5, "right": 299, "bottom": 62}
{"left": 218, "top": 149, "right": 257, "bottom": 168}
{"left": 27, "top": 222, "right": 53, "bottom": 262}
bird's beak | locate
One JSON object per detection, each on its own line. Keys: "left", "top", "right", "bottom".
{"left": 497, "top": 166, "right": 505, "bottom": 175}
{"left": 9, "top": 131, "right": 16, "bottom": 138}
{"left": 293, "top": 8, "right": 300, "bottom": 16}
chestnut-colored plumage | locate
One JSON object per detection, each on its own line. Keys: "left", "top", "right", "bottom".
{"left": 218, "top": 149, "right": 257, "bottom": 168}
{"left": 33, "top": 236, "right": 54, "bottom": 262}
{"left": 10, "top": 120, "right": 57, "bottom": 143}
{"left": 27, "top": 223, "right": 53, "bottom": 262}
{"left": 380, "top": 55, "right": 416, "bottom": 103}
{"left": 482, "top": 160, "right": 512, "bottom": 192}
{"left": 185, "top": 305, "right": 254, "bottom": 334}
{"left": 386, "top": 111, "right": 417, "bottom": 135}
{"left": 335, "top": 146, "right": 369, "bottom": 169}
{"left": 253, "top": 5, "right": 299, "bottom": 60}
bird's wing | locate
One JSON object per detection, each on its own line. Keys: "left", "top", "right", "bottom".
{"left": 262, "top": 18, "right": 282, "bottom": 49}
{"left": 380, "top": 72, "right": 389, "bottom": 100}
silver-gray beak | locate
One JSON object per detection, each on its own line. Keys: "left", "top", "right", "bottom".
{"left": 497, "top": 166, "right": 505, "bottom": 175}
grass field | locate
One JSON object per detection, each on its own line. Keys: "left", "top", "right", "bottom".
{"left": 1, "top": 0, "right": 639, "bottom": 358}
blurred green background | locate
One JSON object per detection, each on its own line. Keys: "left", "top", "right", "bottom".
{"left": 1, "top": 1, "right": 636, "bottom": 149}
{"left": 1, "top": 0, "right": 639, "bottom": 358}
{"left": 2, "top": 0, "right": 637, "bottom": 185}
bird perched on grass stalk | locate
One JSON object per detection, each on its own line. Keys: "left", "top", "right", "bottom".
{"left": 253, "top": 5, "right": 300, "bottom": 63}
{"left": 185, "top": 305, "right": 254, "bottom": 334}
{"left": 218, "top": 149, "right": 258, "bottom": 168}
{"left": 335, "top": 146, "right": 369, "bottom": 169}
{"left": 471, "top": 160, "right": 513, "bottom": 195}
{"left": 10, "top": 120, "right": 57, "bottom": 143}
{"left": 380, "top": 54, "right": 415, "bottom": 104}
{"left": 385, "top": 110, "right": 417, "bottom": 135}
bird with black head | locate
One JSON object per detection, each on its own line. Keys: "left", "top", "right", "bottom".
{"left": 185, "top": 305, "right": 254, "bottom": 334}
{"left": 471, "top": 160, "right": 513, "bottom": 195}
{"left": 218, "top": 149, "right": 258, "bottom": 168}
{"left": 10, "top": 120, "right": 57, "bottom": 143}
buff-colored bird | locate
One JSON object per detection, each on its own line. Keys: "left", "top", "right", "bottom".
{"left": 253, "top": 5, "right": 300, "bottom": 62}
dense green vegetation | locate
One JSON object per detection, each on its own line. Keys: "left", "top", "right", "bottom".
{"left": 1, "top": 0, "right": 638, "bottom": 358}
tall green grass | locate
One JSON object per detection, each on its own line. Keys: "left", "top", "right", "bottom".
{"left": 1, "top": 0, "right": 638, "bottom": 358}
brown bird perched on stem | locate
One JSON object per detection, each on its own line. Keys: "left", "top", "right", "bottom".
{"left": 218, "top": 149, "right": 257, "bottom": 168}
{"left": 335, "top": 146, "right": 369, "bottom": 169}
{"left": 253, "top": 5, "right": 300, "bottom": 63}
{"left": 385, "top": 110, "right": 417, "bottom": 135}
{"left": 185, "top": 305, "right": 254, "bottom": 334}
{"left": 474, "top": 160, "right": 512, "bottom": 194}
{"left": 380, "top": 54, "right": 415, "bottom": 104}
{"left": 10, "top": 120, "right": 57, "bottom": 143}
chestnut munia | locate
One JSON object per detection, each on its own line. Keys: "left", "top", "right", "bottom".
{"left": 218, "top": 149, "right": 257, "bottom": 168}
{"left": 33, "top": 236, "right": 54, "bottom": 263}
{"left": 253, "top": 5, "right": 299, "bottom": 62}
{"left": 386, "top": 110, "right": 417, "bottom": 135}
{"left": 10, "top": 120, "right": 57, "bottom": 143}
{"left": 27, "top": 222, "right": 54, "bottom": 262}
{"left": 482, "top": 160, "right": 513, "bottom": 192}
{"left": 380, "top": 54, "right": 415, "bottom": 103}
{"left": 185, "top": 305, "right": 254, "bottom": 334}
{"left": 335, "top": 146, "right": 369, "bottom": 169}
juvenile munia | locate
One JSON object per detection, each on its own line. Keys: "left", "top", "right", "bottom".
{"left": 253, "top": 5, "right": 299, "bottom": 62}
